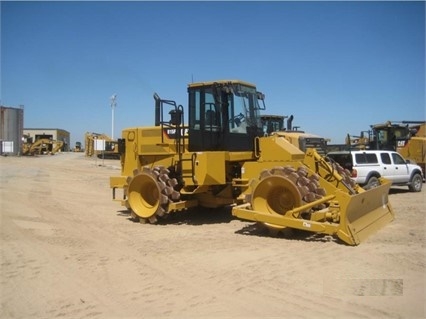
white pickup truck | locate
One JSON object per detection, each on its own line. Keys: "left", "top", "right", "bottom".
{"left": 326, "top": 150, "right": 424, "bottom": 192}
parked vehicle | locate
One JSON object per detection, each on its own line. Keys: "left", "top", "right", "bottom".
{"left": 109, "top": 79, "right": 395, "bottom": 245}
{"left": 326, "top": 150, "right": 423, "bottom": 192}
{"left": 333, "top": 120, "right": 426, "bottom": 177}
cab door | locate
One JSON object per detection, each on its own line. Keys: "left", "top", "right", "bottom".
{"left": 187, "top": 89, "right": 222, "bottom": 151}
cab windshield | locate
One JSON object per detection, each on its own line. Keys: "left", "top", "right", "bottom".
{"left": 187, "top": 80, "right": 266, "bottom": 151}
{"left": 228, "top": 83, "right": 264, "bottom": 133}
{"left": 188, "top": 81, "right": 265, "bottom": 135}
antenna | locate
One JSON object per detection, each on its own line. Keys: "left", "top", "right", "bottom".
{"left": 110, "top": 94, "right": 117, "bottom": 140}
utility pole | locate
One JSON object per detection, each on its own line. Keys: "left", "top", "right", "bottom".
{"left": 110, "top": 94, "right": 117, "bottom": 140}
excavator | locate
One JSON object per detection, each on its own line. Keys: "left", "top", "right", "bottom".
{"left": 22, "top": 137, "right": 64, "bottom": 155}
{"left": 84, "top": 132, "right": 119, "bottom": 159}
{"left": 110, "top": 79, "right": 394, "bottom": 245}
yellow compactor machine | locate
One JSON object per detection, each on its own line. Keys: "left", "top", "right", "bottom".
{"left": 110, "top": 80, "right": 394, "bottom": 245}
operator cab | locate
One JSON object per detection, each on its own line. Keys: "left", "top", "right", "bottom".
{"left": 187, "top": 80, "right": 265, "bottom": 152}
{"left": 371, "top": 124, "right": 410, "bottom": 151}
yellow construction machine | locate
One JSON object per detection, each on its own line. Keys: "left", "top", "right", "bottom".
{"left": 110, "top": 80, "right": 394, "bottom": 245}
{"left": 73, "top": 141, "right": 83, "bottom": 152}
{"left": 261, "top": 114, "right": 329, "bottom": 155}
{"left": 85, "top": 132, "right": 119, "bottom": 159}
{"left": 22, "top": 137, "right": 64, "bottom": 155}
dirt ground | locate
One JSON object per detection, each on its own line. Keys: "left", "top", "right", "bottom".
{"left": 1, "top": 152, "right": 425, "bottom": 319}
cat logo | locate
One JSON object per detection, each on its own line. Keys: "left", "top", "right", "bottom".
{"left": 397, "top": 140, "right": 406, "bottom": 147}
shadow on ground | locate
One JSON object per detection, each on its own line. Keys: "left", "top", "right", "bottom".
{"left": 388, "top": 187, "right": 413, "bottom": 195}
{"left": 117, "top": 206, "right": 235, "bottom": 226}
{"left": 235, "top": 223, "right": 344, "bottom": 245}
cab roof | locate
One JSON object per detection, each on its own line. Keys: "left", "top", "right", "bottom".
{"left": 188, "top": 79, "right": 256, "bottom": 89}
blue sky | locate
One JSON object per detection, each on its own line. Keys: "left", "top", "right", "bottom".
{"left": 1, "top": 1, "right": 425, "bottom": 146}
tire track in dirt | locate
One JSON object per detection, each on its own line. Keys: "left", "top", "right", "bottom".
{"left": 1, "top": 154, "right": 424, "bottom": 318}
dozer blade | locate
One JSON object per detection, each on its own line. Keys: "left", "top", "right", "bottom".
{"left": 337, "top": 178, "right": 394, "bottom": 245}
{"left": 232, "top": 178, "right": 394, "bottom": 246}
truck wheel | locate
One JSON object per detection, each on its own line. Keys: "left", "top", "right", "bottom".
{"left": 364, "top": 176, "right": 380, "bottom": 190}
{"left": 408, "top": 173, "right": 423, "bottom": 192}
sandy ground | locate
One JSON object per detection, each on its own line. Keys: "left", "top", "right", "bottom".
{"left": 0, "top": 152, "right": 425, "bottom": 319}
